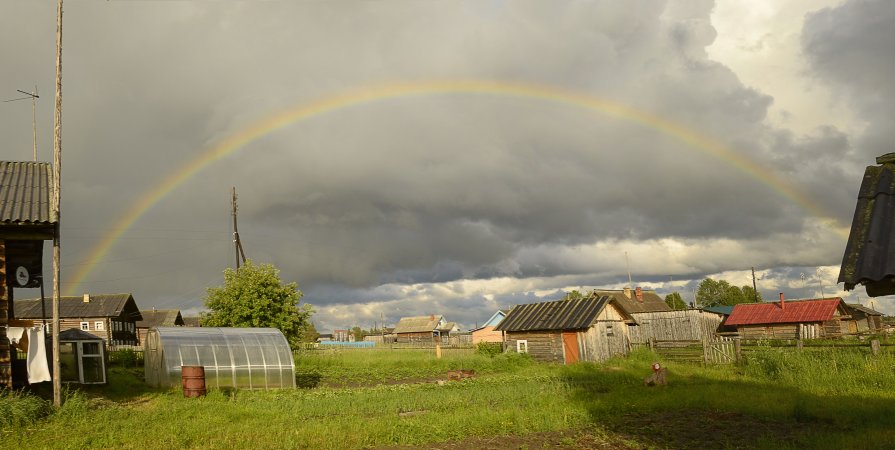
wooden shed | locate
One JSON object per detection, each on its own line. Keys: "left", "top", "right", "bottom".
{"left": 725, "top": 296, "right": 851, "bottom": 340}
{"left": 495, "top": 295, "right": 634, "bottom": 364}
{"left": 1, "top": 161, "right": 57, "bottom": 388}
{"left": 844, "top": 303, "right": 884, "bottom": 333}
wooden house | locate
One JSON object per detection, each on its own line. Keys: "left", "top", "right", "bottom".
{"left": 136, "top": 309, "right": 184, "bottom": 345}
{"left": 725, "top": 295, "right": 851, "bottom": 340}
{"left": 393, "top": 315, "right": 458, "bottom": 342}
{"left": 591, "top": 287, "right": 672, "bottom": 315}
{"left": 16, "top": 294, "right": 143, "bottom": 345}
{"left": 181, "top": 316, "right": 201, "bottom": 327}
{"left": 471, "top": 309, "right": 508, "bottom": 344}
{"left": 845, "top": 303, "right": 884, "bottom": 333}
{"left": 1, "top": 161, "right": 57, "bottom": 387}
{"left": 495, "top": 295, "right": 634, "bottom": 364}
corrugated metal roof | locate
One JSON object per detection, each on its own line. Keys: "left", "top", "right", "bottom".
{"left": 703, "top": 306, "right": 735, "bottom": 316}
{"left": 725, "top": 298, "right": 842, "bottom": 326}
{"left": 394, "top": 315, "right": 444, "bottom": 333}
{"left": 0, "top": 161, "right": 55, "bottom": 225}
{"left": 136, "top": 309, "right": 184, "bottom": 328}
{"left": 495, "top": 296, "right": 614, "bottom": 332}
{"left": 15, "top": 293, "right": 143, "bottom": 321}
{"left": 839, "top": 154, "right": 895, "bottom": 296}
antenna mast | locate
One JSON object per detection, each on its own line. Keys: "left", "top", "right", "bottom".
{"left": 231, "top": 187, "right": 247, "bottom": 270}
{"left": 625, "top": 251, "right": 633, "bottom": 286}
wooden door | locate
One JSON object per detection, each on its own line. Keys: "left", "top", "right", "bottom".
{"left": 562, "top": 332, "right": 579, "bottom": 364}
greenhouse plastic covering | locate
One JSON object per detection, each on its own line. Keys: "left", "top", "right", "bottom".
{"left": 145, "top": 327, "right": 295, "bottom": 389}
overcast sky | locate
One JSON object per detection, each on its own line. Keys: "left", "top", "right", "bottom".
{"left": 3, "top": 0, "right": 893, "bottom": 332}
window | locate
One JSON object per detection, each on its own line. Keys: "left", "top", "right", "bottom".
{"left": 95, "top": 321, "right": 105, "bottom": 331}
{"left": 80, "top": 322, "right": 89, "bottom": 331}
{"left": 113, "top": 321, "right": 120, "bottom": 331}
{"left": 516, "top": 339, "right": 528, "bottom": 354}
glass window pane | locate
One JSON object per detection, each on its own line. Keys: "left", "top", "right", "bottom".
{"left": 82, "top": 342, "right": 100, "bottom": 355}
{"left": 59, "top": 343, "right": 79, "bottom": 382}
{"left": 81, "top": 356, "right": 104, "bottom": 383}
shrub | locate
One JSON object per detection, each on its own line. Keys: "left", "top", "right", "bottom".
{"left": 474, "top": 342, "right": 503, "bottom": 358}
{"left": 109, "top": 349, "right": 143, "bottom": 367}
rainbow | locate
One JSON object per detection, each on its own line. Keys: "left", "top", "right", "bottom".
{"left": 63, "top": 79, "right": 842, "bottom": 295}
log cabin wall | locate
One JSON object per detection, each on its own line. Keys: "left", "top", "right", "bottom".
{"left": 0, "top": 240, "right": 9, "bottom": 387}
{"left": 736, "top": 323, "right": 800, "bottom": 340}
{"left": 505, "top": 330, "right": 564, "bottom": 363}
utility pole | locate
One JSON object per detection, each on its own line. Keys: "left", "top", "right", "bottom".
{"left": 624, "top": 251, "right": 632, "bottom": 287}
{"left": 751, "top": 267, "right": 759, "bottom": 302}
{"left": 231, "top": 187, "right": 247, "bottom": 270}
{"left": 51, "top": 0, "right": 63, "bottom": 409}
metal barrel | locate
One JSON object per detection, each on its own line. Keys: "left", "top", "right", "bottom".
{"left": 181, "top": 365, "right": 206, "bottom": 398}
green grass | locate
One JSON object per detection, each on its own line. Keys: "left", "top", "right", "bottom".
{"left": 2, "top": 346, "right": 894, "bottom": 449}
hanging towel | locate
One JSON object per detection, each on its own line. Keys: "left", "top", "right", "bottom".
{"left": 27, "top": 326, "right": 51, "bottom": 384}
{"left": 7, "top": 327, "right": 25, "bottom": 345}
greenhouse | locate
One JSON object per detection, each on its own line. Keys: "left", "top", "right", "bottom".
{"left": 144, "top": 327, "right": 295, "bottom": 389}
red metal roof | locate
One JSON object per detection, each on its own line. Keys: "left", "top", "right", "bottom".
{"left": 725, "top": 298, "right": 843, "bottom": 326}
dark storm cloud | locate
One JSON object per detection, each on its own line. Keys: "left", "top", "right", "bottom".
{"left": 1, "top": 1, "right": 877, "bottom": 326}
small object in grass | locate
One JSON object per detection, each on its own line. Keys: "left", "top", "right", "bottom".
{"left": 398, "top": 409, "right": 429, "bottom": 418}
{"left": 644, "top": 362, "right": 667, "bottom": 386}
{"left": 447, "top": 369, "right": 476, "bottom": 380}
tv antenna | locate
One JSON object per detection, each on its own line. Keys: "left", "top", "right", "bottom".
{"left": 4, "top": 87, "right": 40, "bottom": 161}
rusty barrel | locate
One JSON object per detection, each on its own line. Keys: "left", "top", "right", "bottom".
{"left": 181, "top": 365, "right": 206, "bottom": 398}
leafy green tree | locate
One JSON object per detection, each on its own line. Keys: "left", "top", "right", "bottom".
{"left": 664, "top": 292, "right": 687, "bottom": 310}
{"left": 301, "top": 322, "right": 320, "bottom": 343}
{"left": 696, "top": 278, "right": 761, "bottom": 307}
{"left": 202, "top": 260, "right": 314, "bottom": 348}
{"left": 741, "top": 285, "right": 763, "bottom": 303}
{"left": 351, "top": 326, "right": 365, "bottom": 342}
{"left": 561, "top": 290, "right": 586, "bottom": 301}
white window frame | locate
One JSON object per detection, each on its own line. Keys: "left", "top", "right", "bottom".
{"left": 95, "top": 321, "right": 105, "bottom": 331}
{"left": 80, "top": 322, "right": 89, "bottom": 331}
{"left": 516, "top": 339, "right": 528, "bottom": 354}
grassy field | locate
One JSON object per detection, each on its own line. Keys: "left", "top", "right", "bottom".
{"left": 2, "top": 345, "right": 894, "bottom": 449}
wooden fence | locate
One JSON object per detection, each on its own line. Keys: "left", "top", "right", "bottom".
{"left": 638, "top": 336, "right": 892, "bottom": 365}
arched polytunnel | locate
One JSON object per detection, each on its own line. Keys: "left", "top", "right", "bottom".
{"left": 144, "top": 327, "right": 295, "bottom": 389}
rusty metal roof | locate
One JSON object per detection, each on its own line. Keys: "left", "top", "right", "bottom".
{"left": 495, "top": 295, "right": 621, "bottom": 332}
{"left": 0, "top": 161, "right": 55, "bottom": 225}
{"left": 725, "top": 298, "right": 842, "bottom": 326}
{"left": 15, "top": 293, "right": 143, "bottom": 321}
{"left": 839, "top": 154, "right": 895, "bottom": 296}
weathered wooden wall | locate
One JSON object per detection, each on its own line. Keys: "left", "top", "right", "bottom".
{"left": 0, "top": 241, "right": 9, "bottom": 388}
{"left": 579, "top": 321, "right": 629, "bottom": 362}
{"left": 629, "top": 310, "right": 723, "bottom": 343}
{"left": 737, "top": 323, "right": 800, "bottom": 340}
{"left": 505, "top": 330, "right": 564, "bottom": 363}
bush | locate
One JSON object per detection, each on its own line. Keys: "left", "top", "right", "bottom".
{"left": 109, "top": 349, "right": 143, "bottom": 367}
{"left": 474, "top": 342, "right": 503, "bottom": 358}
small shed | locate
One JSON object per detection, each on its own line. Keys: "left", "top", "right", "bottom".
{"left": 52, "top": 328, "right": 107, "bottom": 385}
{"left": 725, "top": 296, "right": 851, "bottom": 340}
{"left": 495, "top": 295, "right": 634, "bottom": 364}
{"left": 144, "top": 327, "right": 295, "bottom": 390}
{"left": 845, "top": 303, "right": 884, "bottom": 333}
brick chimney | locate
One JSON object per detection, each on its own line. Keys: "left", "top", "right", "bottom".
{"left": 623, "top": 287, "right": 632, "bottom": 299}
{"left": 83, "top": 294, "right": 90, "bottom": 303}
{"left": 635, "top": 287, "right": 643, "bottom": 302}
{"left": 779, "top": 292, "right": 785, "bottom": 310}
{"left": 430, "top": 314, "right": 435, "bottom": 321}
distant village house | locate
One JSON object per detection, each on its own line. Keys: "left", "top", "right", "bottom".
{"left": 15, "top": 293, "right": 143, "bottom": 346}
